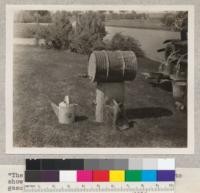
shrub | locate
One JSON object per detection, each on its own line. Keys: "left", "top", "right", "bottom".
{"left": 69, "top": 11, "right": 107, "bottom": 55}
{"left": 108, "top": 33, "right": 145, "bottom": 57}
{"left": 41, "top": 11, "right": 72, "bottom": 49}
{"left": 161, "top": 13, "right": 176, "bottom": 30}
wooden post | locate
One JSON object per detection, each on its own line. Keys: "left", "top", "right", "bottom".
{"left": 95, "top": 82, "right": 125, "bottom": 123}
{"left": 96, "top": 87, "right": 105, "bottom": 122}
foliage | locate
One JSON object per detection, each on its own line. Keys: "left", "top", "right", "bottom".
{"left": 108, "top": 33, "right": 145, "bottom": 57}
{"left": 69, "top": 11, "right": 107, "bottom": 55}
{"left": 41, "top": 11, "right": 73, "bottom": 49}
{"left": 161, "top": 12, "right": 188, "bottom": 31}
{"left": 161, "top": 13, "right": 175, "bottom": 29}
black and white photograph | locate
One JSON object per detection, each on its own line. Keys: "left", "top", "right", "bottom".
{"left": 6, "top": 5, "right": 194, "bottom": 154}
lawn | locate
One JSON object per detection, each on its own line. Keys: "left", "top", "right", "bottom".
{"left": 13, "top": 45, "right": 187, "bottom": 147}
{"left": 105, "top": 19, "right": 172, "bottom": 31}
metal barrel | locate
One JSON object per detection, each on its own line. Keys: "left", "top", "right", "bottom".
{"left": 106, "top": 50, "right": 124, "bottom": 82}
{"left": 122, "top": 51, "right": 137, "bottom": 81}
{"left": 88, "top": 50, "right": 137, "bottom": 82}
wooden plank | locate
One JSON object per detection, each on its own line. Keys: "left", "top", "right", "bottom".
{"left": 95, "top": 82, "right": 125, "bottom": 122}
{"left": 95, "top": 87, "right": 105, "bottom": 122}
{"left": 97, "top": 82, "right": 125, "bottom": 103}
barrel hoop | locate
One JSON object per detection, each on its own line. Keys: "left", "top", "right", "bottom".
{"left": 117, "top": 50, "right": 126, "bottom": 78}
{"left": 94, "top": 51, "right": 107, "bottom": 81}
{"left": 123, "top": 51, "right": 137, "bottom": 81}
{"left": 102, "top": 50, "right": 109, "bottom": 81}
{"left": 100, "top": 51, "right": 107, "bottom": 81}
{"left": 94, "top": 51, "right": 101, "bottom": 81}
{"left": 107, "top": 51, "right": 124, "bottom": 82}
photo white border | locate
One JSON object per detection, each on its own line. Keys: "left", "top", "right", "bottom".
{"left": 6, "top": 5, "right": 195, "bottom": 154}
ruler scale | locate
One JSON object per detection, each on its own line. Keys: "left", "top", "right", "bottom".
{"left": 24, "top": 182, "right": 175, "bottom": 192}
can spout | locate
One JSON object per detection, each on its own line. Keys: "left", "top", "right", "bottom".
{"left": 50, "top": 96, "right": 78, "bottom": 124}
{"left": 64, "top": 95, "right": 70, "bottom": 104}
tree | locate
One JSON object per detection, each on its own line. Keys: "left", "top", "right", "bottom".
{"left": 161, "top": 13, "right": 176, "bottom": 29}
{"left": 69, "top": 11, "right": 107, "bottom": 55}
{"left": 161, "top": 12, "right": 188, "bottom": 31}
{"left": 43, "top": 11, "right": 73, "bottom": 49}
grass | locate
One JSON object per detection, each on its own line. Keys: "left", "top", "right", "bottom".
{"left": 13, "top": 45, "right": 187, "bottom": 147}
{"left": 105, "top": 19, "right": 173, "bottom": 31}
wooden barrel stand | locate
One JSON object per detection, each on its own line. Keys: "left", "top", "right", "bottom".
{"left": 96, "top": 82, "right": 125, "bottom": 123}
{"left": 88, "top": 50, "right": 137, "bottom": 127}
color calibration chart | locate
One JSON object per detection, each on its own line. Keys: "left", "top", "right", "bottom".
{"left": 24, "top": 158, "right": 175, "bottom": 193}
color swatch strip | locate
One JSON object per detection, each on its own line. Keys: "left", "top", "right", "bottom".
{"left": 25, "top": 170, "right": 175, "bottom": 182}
{"left": 26, "top": 159, "right": 175, "bottom": 170}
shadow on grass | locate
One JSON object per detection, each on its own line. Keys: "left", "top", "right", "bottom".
{"left": 126, "top": 107, "right": 173, "bottom": 119}
{"left": 150, "top": 81, "right": 172, "bottom": 92}
{"left": 75, "top": 116, "right": 88, "bottom": 122}
{"left": 160, "top": 81, "right": 172, "bottom": 92}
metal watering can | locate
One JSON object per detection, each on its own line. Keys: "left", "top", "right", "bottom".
{"left": 51, "top": 96, "right": 77, "bottom": 124}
